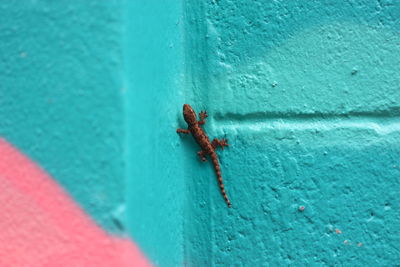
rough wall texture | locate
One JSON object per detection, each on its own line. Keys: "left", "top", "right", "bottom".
{"left": 183, "top": 0, "right": 400, "bottom": 266}
{"left": 1, "top": 0, "right": 400, "bottom": 266}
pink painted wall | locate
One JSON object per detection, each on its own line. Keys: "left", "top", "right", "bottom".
{"left": 0, "top": 138, "right": 150, "bottom": 266}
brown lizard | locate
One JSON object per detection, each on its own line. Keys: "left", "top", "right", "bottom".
{"left": 177, "top": 104, "right": 231, "bottom": 207}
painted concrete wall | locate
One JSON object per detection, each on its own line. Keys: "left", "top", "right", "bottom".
{"left": 127, "top": 0, "right": 400, "bottom": 265}
{"left": 125, "top": 1, "right": 186, "bottom": 266}
{"left": 0, "top": 1, "right": 150, "bottom": 266}
{"left": 1, "top": 0, "right": 400, "bottom": 266}
{"left": 0, "top": 0, "right": 125, "bottom": 233}
{"left": 182, "top": 0, "right": 400, "bottom": 266}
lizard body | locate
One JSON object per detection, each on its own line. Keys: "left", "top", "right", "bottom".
{"left": 177, "top": 104, "right": 231, "bottom": 207}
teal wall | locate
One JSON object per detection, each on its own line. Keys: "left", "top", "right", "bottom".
{"left": 127, "top": 0, "right": 400, "bottom": 265}
{"left": 181, "top": 0, "right": 400, "bottom": 266}
{"left": 0, "top": 1, "right": 125, "bottom": 233}
{"left": 125, "top": 1, "right": 186, "bottom": 266}
{"left": 1, "top": 0, "right": 399, "bottom": 266}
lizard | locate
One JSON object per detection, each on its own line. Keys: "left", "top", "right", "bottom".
{"left": 177, "top": 104, "right": 231, "bottom": 207}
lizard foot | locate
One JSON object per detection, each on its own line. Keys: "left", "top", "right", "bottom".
{"left": 197, "top": 151, "right": 207, "bottom": 162}
{"left": 198, "top": 111, "right": 208, "bottom": 125}
{"left": 212, "top": 138, "right": 229, "bottom": 150}
{"left": 199, "top": 111, "right": 208, "bottom": 119}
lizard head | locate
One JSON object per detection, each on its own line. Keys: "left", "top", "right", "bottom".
{"left": 183, "top": 104, "right": 197, "bottom": 125}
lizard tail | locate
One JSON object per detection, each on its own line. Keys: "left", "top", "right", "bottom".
{"left": 210, "top": 152, "right": 231, "bottom": 207}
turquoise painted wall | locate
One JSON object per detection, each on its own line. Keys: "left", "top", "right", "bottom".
{"left": 181, "top": 0, "right": 400, "bottom": 266}
{"left": 125, "top": 1, "right": 186, "bottom": 266}
{"left": 0, "top": 1, "right": 125, "bottom": 233}
{"left": 127, "top": 0, "right": 400, "bottom": 265}
{"left": 1, "top": 0, "right": 399, "bottom": 266}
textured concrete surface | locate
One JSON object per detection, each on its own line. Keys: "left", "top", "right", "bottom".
{"left": 182, "top": 0, "right": 400, "bottom": 266}
{"left": 1, "top": 0, "right": 399, "bottom": 266}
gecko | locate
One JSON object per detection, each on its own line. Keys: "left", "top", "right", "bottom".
{"left": 177, "top": 104, "right": 231, "bottom": 207}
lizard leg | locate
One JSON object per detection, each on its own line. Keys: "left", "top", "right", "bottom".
{"left": 198, "top": 111, "right": 208, "bottom": 125}
{"left": 211, "top": 138, "right": 229, "bottom": 150}
{"left": 197, "top": 150, "right": 208, "bottom": 162}
{"left": 177, "top": 128, "right": 190, "bottom": 134}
